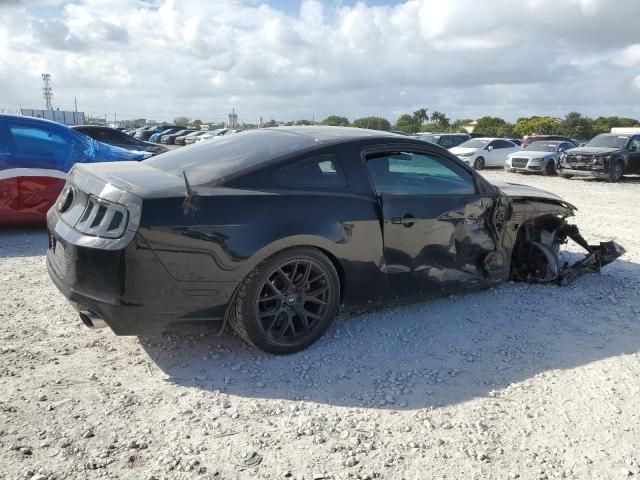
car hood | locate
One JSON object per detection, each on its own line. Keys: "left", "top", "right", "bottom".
{"left": 490, "top": 180, "right": 576, "bottom": 210}
{"left": 508, "top": 151, "right": 555, "bottom": 159}
{"left": 565, "top": 146, "right": 621, "bottom": 155}
{"left": 450, "top": 147, "right": 478, "bottom": 155}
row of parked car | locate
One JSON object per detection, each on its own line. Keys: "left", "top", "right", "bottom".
{"left": 132, "top": 125, "right": 241, "bottom": 146}
{"left": 415, "top": 131, "right": 640, "bottom": 182}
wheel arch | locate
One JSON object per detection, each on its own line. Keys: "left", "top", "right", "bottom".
{"left": 243, "top": 235, "right": 348, "bottom": 301}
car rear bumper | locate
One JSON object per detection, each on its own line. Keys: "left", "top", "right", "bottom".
{"left": 46, "top": 213, "right": 236, "bottom": 335}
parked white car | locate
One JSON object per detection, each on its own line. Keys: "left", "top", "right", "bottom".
{"left": 450, "top": 138, "right": 521, "bottom": 169}
{"left": 506, "top": 141, "right": 575, "bottom": 175}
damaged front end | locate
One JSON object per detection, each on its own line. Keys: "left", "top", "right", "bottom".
{"left": 509, "top": 215, "right": 625, "bottom": 286}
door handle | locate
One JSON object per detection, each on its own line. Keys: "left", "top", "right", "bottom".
{"left": 391, "top": 214, "right": 416, "bottom": 227}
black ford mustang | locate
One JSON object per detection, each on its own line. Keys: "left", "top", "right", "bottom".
{"left": 47, "top": 127, "right": 623, "bottom": 354}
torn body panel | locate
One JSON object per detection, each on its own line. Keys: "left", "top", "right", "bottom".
{"left": 507, "top": 209, "right": 624, "bottom": 285}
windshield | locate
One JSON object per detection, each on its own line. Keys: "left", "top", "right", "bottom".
{"left": 144, "top": 129, "right": 318, "bottom": 184}
{"left": 585, "top": 134, "right": 629, "bottom": 149}
{"left": 458, "top": 139, "right": 489, "bottom": 149}
{"left": 527, "top": 141, "right": 559, "bottom": 152}
{"left": 416, "top": 134, "right": 437, "bottom": 143}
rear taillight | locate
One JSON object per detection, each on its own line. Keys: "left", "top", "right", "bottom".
{"left": 75, "top": 195, "right": 129, "bottom": 238}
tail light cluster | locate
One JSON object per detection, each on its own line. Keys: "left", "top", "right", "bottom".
{"left": 75, "top": 196, "right": 129, "bottom": 238}
{"left": 56, "top": 185, "right": 129, "bottom": 239}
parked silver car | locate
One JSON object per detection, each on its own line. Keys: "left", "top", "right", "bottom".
{"left": 506, "top": 141, "right": 575, "bottom": 175}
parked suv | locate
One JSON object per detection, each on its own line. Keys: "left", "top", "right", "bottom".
{"left": 414, "top": 133, "right": 470, "bottom": 149}
{"left": 558, "top": 133, "right": 640, "bottom": 182}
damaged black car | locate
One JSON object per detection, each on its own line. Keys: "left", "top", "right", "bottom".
{"left": 46, "top": 127, "right": 624, "bottom": 354}
{"left": 559, "top": 133, "right": 640, "bottom": 182}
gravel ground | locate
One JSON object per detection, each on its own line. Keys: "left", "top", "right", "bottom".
{"left": 1, "top": 171, "right": 640, "bottom": 480}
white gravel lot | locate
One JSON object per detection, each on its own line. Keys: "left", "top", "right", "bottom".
{"left": 1, "top": 171, "right": 640, "bottom": 480}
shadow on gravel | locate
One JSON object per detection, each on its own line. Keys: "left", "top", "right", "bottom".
{"left": 142, "top": 258, "right": 640, "bottom": 410}
{"left": 0, "top": 227, "right": 48, "bottom": 258}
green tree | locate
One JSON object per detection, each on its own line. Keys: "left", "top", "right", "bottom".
{"left": 430, "top": 111, "right": 450, "bottom": 130}
{"left": 322, "top": 115, "right": 350, "bottom": 127}
{"left": 474, "top": 116, "right": 513, "bottom": 137}
{"left": 559, "top": 112, "right": 593, "bottom": 140}
{"left": 413, "top": 108, "right": 429, "bottom": 126}
{"left": 592, "top": 116, "right": 640, "bottom": 135}
{"left": 174, "top": 116, "right": 190, "bottom": 126}
{"left": 191, "top": 119, "right": 202, "bottom": 129}
{"left": 450, "top": 118, "right": 473, "bottom": 133}
{"left": 263, "top": 119, "right": 278, "bottom": 127}
{"left": 513, "top": 116, "right": 560, "bottom": 138}
{"left": 351, "top": 116, "right": 391, "bottom": 131}
{"left": 394, "top": 114, "right": 420, "bottom": 134}
{"left": 286, "top": 119, "right": 314, "bottom": 126}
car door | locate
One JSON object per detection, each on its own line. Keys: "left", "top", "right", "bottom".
{"left": 482, "top": 140, "right": 502, "bottom": 166}
{"left": 627, "top": 136, "right": 640, "bottom": 173}
{"left": 8, "top": 122, "right": 71, "bottom": 221}
{"left": 487, "top": 140, "right": 516, "bottom": 167}
{"left": 365, "top": 148, "right": 505, "bottom": 298}
{"left": 0, "top": 125, "right": 19, "bottom": 223}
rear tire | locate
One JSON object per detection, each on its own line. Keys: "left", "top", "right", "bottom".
{"left": 229, "top": 247, "right": 340, "bottom": 355}
{"left": 607, "top": 161, "right": 624, "bottom": 183}
{"left": 474, "top": 157, "right": 485, "bottom": 170}
{"left": 559, "top": 173, "right": 572, "bottom": 179}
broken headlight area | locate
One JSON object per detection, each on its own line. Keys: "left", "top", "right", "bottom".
{"left": 510, "top": 215, "right": 624, "bottom": 286}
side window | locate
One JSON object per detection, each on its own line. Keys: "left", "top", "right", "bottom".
{"left": 366, "top": 151, "right": 476, "bottom": 196}
{"left": 439, "top": 136, "right": 454, "bottom": 148}
{"left": 494, "top": 140, "right": 513, "bottom": 149}
{"left": 9, "top": 125, "right": 73, "bottom": 169}
{"left": 274, "top": 154, "right": 347, "bottom": 189}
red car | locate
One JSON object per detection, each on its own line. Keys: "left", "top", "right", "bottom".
{"left": 0, "top": 115, "right": 150, "bottom": 225}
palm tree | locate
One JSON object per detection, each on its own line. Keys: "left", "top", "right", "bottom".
{"left": 413, "top": 108, "right": 429, "bottom": 127}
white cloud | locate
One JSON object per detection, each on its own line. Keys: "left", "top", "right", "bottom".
{"left": 0, "top": 0, "right": 639, "bottom": 123}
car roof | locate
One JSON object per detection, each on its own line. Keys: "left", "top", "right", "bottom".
{"left": 260, "top": 126, "right": 403, "bottom": 142}
{"left": 0, "top": 114, "right": 71, "bottom": 129}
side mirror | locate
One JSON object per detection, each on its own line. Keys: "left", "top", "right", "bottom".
{"left": 631, "top": 145, "right": 638, "bottom": 152}
{"left": 486, "top": 145, "right": 494, "bottom": 151}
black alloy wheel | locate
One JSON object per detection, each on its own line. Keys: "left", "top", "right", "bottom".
{"left": 474, "top": 157, "right": 485, "bottom": 170}
{"left": 230, "top": 248, "right": 339, "bottom": 354}
{"left": 607, "top": 161, "right": 623, "bottom": 183}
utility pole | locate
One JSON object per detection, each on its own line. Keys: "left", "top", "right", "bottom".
{"left": 74, "top": 97, "right": 78, "bottom": 124}
{"left": 114, "top": 112, "right": 117, "bottom": 126}
{"left": 42, "top": 73, "right": 53, "bottom": 110}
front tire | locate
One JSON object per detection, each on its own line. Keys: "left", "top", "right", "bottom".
{"left": 474, "top": 157, "right": 485, "bottom": 170}
{"left": 542, "top": 160, "right": 556, "bottom": 176}
{"left": 229, "top": 247, "right": 340, "bottom": 354}
{"left": 607, "top": 161, "right": 624, "bottom": 183}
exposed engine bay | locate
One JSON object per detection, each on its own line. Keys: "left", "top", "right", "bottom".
{"left": 510, "top": 215, "right": 625, "bottom": 286}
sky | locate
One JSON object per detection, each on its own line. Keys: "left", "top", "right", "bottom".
{"left": 1, "top": 0, "right": 640, "bottom": 124}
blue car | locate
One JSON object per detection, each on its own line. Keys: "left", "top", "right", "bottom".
{"left": 0, "top": 114, "right": 150, "bottom": 225}
{"left": 149, "top": 127, "right": 185, "bottom": 143}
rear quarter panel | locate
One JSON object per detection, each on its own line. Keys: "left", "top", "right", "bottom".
{"left": 138, "top": 190, "right": 387, "bottom": 306}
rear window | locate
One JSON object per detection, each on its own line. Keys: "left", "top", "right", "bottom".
{"left": 274, "top": 154, "right": 347, "bottom": 188}
{"left": 144, "top": 129, "right": 318, "bottom": 185}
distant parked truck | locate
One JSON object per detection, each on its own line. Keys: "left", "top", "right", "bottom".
{"left": 610, "top": 127, "right": 640, "bottom": 135}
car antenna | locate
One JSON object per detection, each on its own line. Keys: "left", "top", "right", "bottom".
{"left": 182, "top": 170, "right": 199, "bottom": 217}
